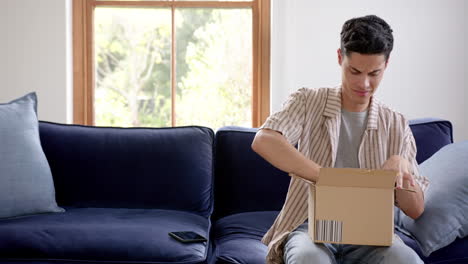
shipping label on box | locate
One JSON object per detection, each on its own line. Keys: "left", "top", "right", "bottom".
{"left": 308, "top": 168, "right": 398, "bottom": 246}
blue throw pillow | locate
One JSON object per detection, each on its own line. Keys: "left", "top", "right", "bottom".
{"left": 398, "top": 141, "right": 468, "bottom": 256}
{"left": 0, "top": 93, "right": 64, "bottom": 219}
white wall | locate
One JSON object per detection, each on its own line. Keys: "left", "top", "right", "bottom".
{"left": 1, "top": 0, "right": 466, "bottom": 141}
{"left": 271, "top": 0, "right": 468, "bottom": 142}
{"left": 0, "top": 0, "right": 72, "bottom": 123}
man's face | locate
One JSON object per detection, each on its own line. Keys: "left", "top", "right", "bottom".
{"left": 338, "top": 49, "right": 388, "bottom": 112}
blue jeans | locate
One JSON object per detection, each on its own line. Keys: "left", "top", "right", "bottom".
{"left": 284, "top": 223, "right": 423, "bottom": 264}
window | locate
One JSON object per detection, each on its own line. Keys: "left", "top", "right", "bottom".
{"left": 73, "top": 0, "right": 270, "bottom": 129}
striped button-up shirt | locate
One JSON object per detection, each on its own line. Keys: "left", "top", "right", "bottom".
{"left": 260, "top": 87, "right": 430, "bottom": 264}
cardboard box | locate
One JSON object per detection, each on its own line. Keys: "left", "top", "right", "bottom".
{"left": 308, "top": 168, "right": 399, "bottom": 246}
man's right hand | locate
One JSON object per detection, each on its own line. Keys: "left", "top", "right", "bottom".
{"left": 251, "top": 129, "right": 321, "bottom": 183}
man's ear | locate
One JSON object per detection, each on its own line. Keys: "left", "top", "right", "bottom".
{"left": 385, "top": 55, "right": 390, "bottom": 68}
{"left": 337, "top": 48, "right": 343, "bottom": 65}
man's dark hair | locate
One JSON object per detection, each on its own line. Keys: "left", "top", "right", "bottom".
{"left": 340, "top": 15, "right": 394, "bottom": 60}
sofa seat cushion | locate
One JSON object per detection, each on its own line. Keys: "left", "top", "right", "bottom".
{"left": 0, "top": 207, "right": 210, "bottom": 264}
{"left": 396, "top": 229, "right": 468, "bottom": 264}
{"left": 213, "top": 211, "right": 468, "bottom": 264}
{"left": 212, "top": 211, "right": 278, "bottom": 264}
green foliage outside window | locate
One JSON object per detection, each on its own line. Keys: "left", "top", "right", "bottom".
{"left": 94, "top": 7, "right": 252, "bottom": 130}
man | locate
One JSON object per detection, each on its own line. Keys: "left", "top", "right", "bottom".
{"left": 251, "top": 15, "right": 429, "bottom": 264}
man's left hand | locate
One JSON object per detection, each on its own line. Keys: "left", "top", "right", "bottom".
{"left": 381, "top": 155, "right": 424, "bottom": 219}
{"left": 381, "top": 155, "right": 415, "bottom": 189}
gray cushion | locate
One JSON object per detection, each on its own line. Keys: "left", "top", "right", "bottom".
{"left": 0, "top": 93, "right": 64, "bottom": 219}
{"left": 398, "top": 141, "right": 468, "bottom": 256}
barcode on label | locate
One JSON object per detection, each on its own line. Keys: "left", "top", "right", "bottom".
{"left": 315, "top": 219, "right": 343, "bottom": 243}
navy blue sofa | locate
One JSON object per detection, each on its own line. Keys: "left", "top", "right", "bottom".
{"left": 211, "top": 118, "right": 467, "bottom": 264}
{"left": 1, "top": 124, "right": 214, "bottom": 264}
{"left": 0, "top": 118, "right": 465, "bottom": 263}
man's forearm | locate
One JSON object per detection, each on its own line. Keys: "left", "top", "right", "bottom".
{"left": 382, "top": 155, "right": 425, "bottom": 220}
{"left": 251, "top": 129, "right": 321, "bottom": 183}
{"left": 395, "top": 180, "right": 425, "bottom": 219}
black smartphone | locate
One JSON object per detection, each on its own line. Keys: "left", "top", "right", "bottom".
{"left": 168, "top": 231, "right": 207, "bottom": 243}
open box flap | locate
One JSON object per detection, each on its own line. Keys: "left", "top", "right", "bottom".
{"left": 317, "top": 168, "right": 397, "bottom": 189}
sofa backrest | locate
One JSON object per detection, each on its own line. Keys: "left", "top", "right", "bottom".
{"left": 213, "top": 118, "right": 453, "bottom": 220}
{"left": 213, "top": 126, "right": 290, "bottom": 220}
{"left": 409, "top": 118, "right": 453, "bottom": 164}
{"left": 39, "top": 122, "right": 214, "bottom": 218}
